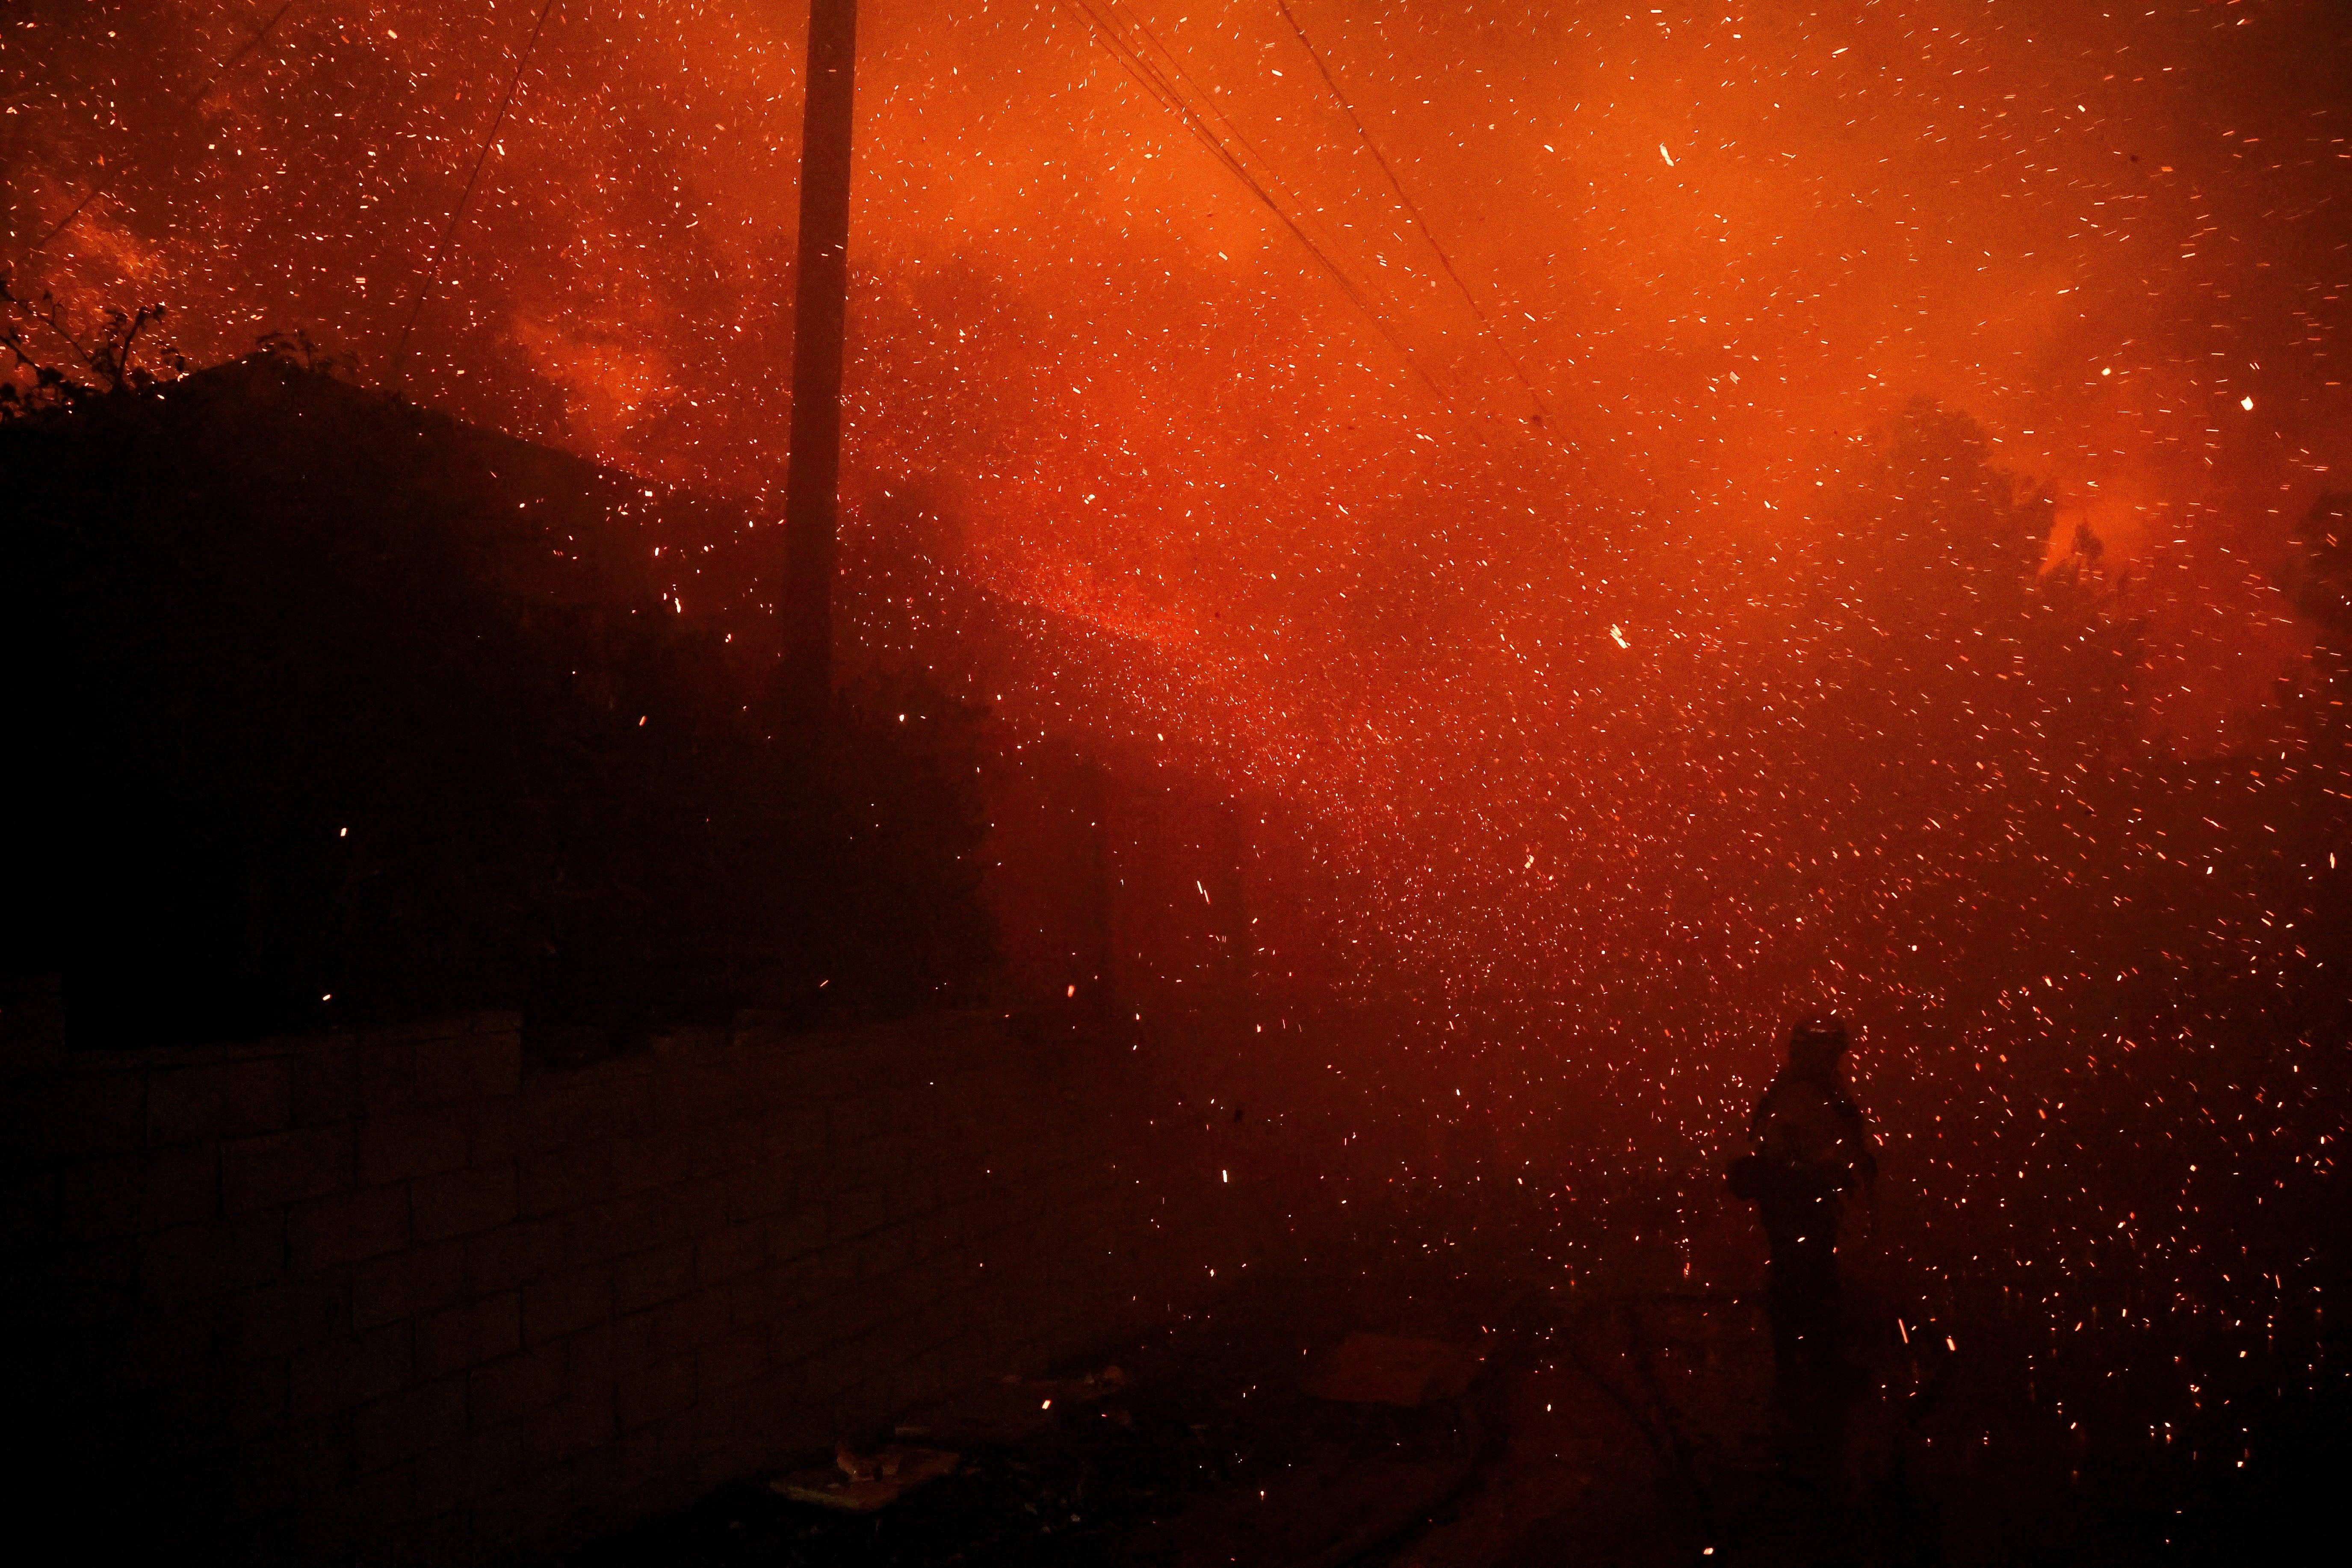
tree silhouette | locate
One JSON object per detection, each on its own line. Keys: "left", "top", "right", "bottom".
{"left": 0, "top": 273, "right": 184, "bottom": 418}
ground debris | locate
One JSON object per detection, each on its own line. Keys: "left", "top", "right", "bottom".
{"left": 770, "top": 1444, "right": 962, "bottom": 1512}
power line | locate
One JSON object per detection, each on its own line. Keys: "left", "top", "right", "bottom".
{"left": 391, "top": 0, "right": 562, "bottom": 384}
{"left": 24, "top": 0, "right": 303, "bottom": 258}
{"left": 1073, "top": 0, "right": 1405, "bottom": 350}
{"left": 1063, "top": 0, "right": 1440, "bottom": 393}
{"left": 1272, "top": 0, "right": 1551, "bottom": 424}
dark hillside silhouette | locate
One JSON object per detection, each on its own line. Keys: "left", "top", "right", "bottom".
{"left": 2, "top": 352, "right": 993, "bottom": 1052}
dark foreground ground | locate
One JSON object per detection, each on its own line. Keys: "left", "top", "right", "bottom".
{"left": 569, "top": 1189, "right": 2343, "bottom": 1568}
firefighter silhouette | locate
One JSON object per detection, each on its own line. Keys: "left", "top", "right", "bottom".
{"left": 1731, "top": 1016, "right": 1878, "bottom": 1386}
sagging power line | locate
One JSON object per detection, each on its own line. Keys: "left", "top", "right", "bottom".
{"left": 1273, "top": 0, "right": 1552, "bottom": 425}
{"left": 391, "top": 0, "right": 564, "bottom": 383}
{"left": 1063, "top": 0, "right": 1442, "bottom": 394}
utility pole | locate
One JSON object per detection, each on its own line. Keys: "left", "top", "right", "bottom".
{"left": 780, "top": 0, "right": 859, "bottom": 720}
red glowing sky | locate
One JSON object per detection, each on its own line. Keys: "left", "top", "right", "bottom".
{"left": 9, "top": 0, "right": 2350, "bottom": 1047}
{"left": 12, "top": 2, "right": 2346, "bottom": 718}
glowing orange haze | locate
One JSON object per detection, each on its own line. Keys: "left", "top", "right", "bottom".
{"left": 10, "top": 1, "right": 2349, "bottom": 1078}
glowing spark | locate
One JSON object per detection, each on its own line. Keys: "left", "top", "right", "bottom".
{"left": 1658, "top": 144, "right": 1675, "bottom": 167}
{"left": 1609, "top": 624, "right": 1631, "bottom": 649}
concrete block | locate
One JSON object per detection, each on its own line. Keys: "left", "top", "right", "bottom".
{"left": 416, "top": 1030, "right": 521, "bottom": 1104}
{"left": 714, "top": 1361, "right": 807, "bottom": 1444}
{"left": 565, "top": 1307, "right": 658, "bottom": 1391}
{"left": 850, "top": 1222, "right": 919, "bottom": 1283}
{"left": 563, "top": 1190, "right": 660, "bottom": 1266}
{"left": 411, "top": 1164, "right": 517, "bottom": 1243}
{"left": 521, "top": 1074, "right": 653, "bottom": 1155}
{"left": 139, "top": 1210, "right": 286, "bottom": 1300}
{"left": 222, "top": 1274, "right": 353, "bottom": 1363}
{"left": 613, "top": 1239, "right": 697, "bottom": 1316}
{"left": 719, "top": 1263, "right": 793, "bottom": 1335}
{"left": 61, "top": 1145, "right": 218, "bottom": 1236}
{"left": 287, "top": 1183, "right": 411, "bottom": 1273}
{"left": 615, "top": 1356, "right": 695, "bottom": 1433}
{"left": 610, "top": 1134, "right": 693, "bottom": 1196}
{"left": 288, "top": 1043, "right": 358, "bottom": 1127}
{"left": 222, "top": 1125, "right": 354, "bottom": 1213}
{"left": 357, "top": 1111, "right": 469, "bottom": 1187}
{"left": 416, "top": 1291, "right": 520, "bottom": 1380}
{"left": 910, "top": 1206, "right": 971, "bottom": 1261}
{"left": 765, "top": 1104, "right": 830, "bottom": 1162}
{"left": 694, "top": 1325, "right": 771, "bottom": 1397}
{"left": 545, "top": 1387, "right": 620, "bottom": 1462}
{"left": 824, "top": 1097, "right": 887, "bottom": 1148}
{"left": 650, "top": 1285, "right": 731, "bottom": 1361}
{"left": 467, "top": 1094, "right": 522, "bottom": 1167}
{"left": 520, "top": 1263, "right": 612, "bottom": 1345}
{"left": 826, "top": 1185, "right": 892, "bottom": 1243}
{"left": 764, "top": 1205, "right": 826, "bottom": 1264}
{"left": 356, "top": 1036, "right": 419, "bottom": 1114}
{"left": 353, "top": 1376, "right": 467, "bottom": 1474}
{"left": 798, "top": 1333, "right": 878, "bottom": 1403}
{"left": 352, "top": 1237, "right": 470, "bottom": 1330}
{"left": 652, "top": 1173, "right": 729, "bottom": 1241}
{"left": 467, "top": 1340, "right": 567, "bottom": 1427}
{"left": 694, "top": 1220, "right": 764, "bottom": 1288}
{"left": 686, "top": 1119, "right": 765, "bottom": 1181}
{"left": 832, "top": 1131, "right": 925, "bottom": 1190}
{"left": 768, "top": 1293, "right": 867, "bottom": 1364}
{"left": 901, "top": 1292, "right": 970, "bottom": 1356}
{"left": 289, "top": 1320, "right": 415, "bottom": 1420}
{"left": 148, "top": 1058, "right": 292, "bottom": 1144}
{"left": 774, "top": 1245, "right": 858, "bottom": 1310}
{"left": 520, "top": 1142, "right": 612, "bottom": 1220}
{"left": 465, "top": 1216, "right": 563, "bottom": 1296}
{"left": 653, "top": 1064, "right": 753, "bottom": 1131}
{"left": 721, "top": 1161, "right": 793, "bottom": 1225}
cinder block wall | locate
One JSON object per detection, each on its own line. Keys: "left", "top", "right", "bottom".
{"left": 3, "top": 1001, "right": 1244, "bottom": 1565}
